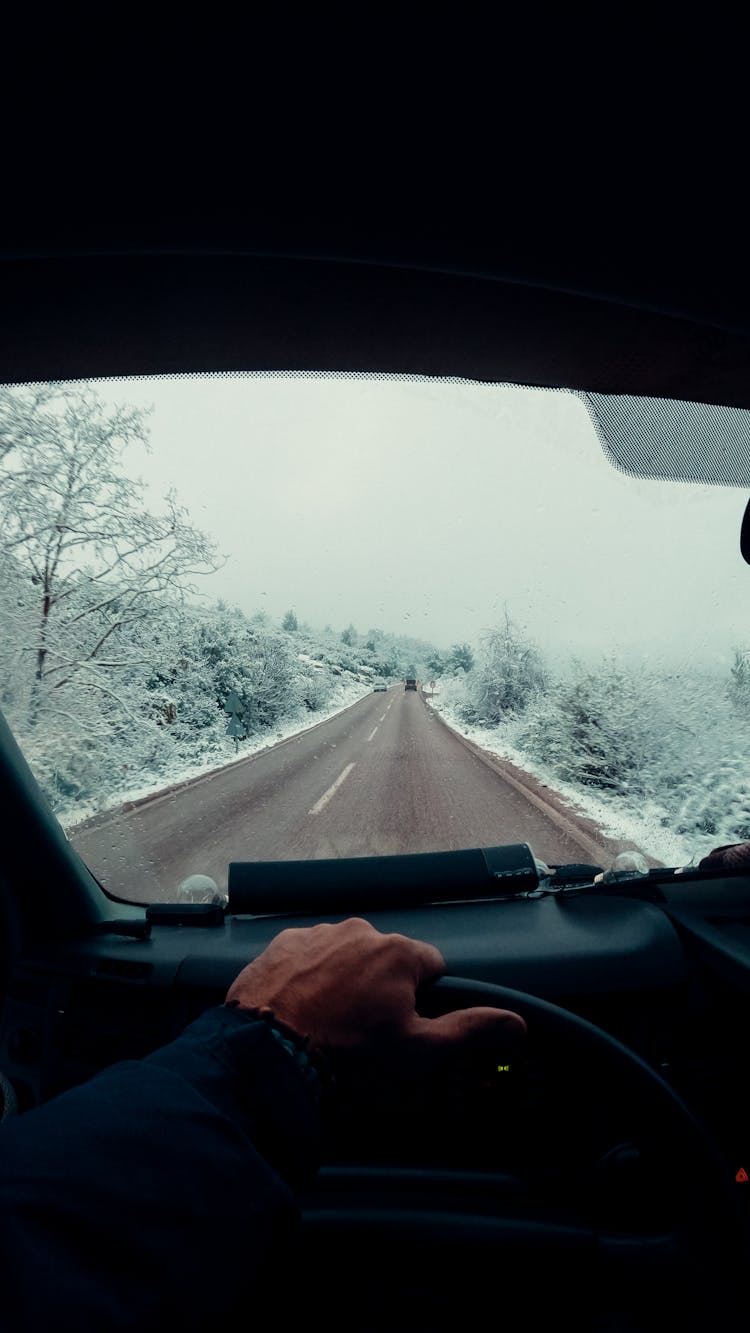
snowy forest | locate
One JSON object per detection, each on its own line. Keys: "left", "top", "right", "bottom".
{"left": 0, "top": 386, "right": 435, "bottom": 824}
{"left": 1, "top": 383, "right": 749, "bottom": 866}
{"left": 429, "top": 614, "right": 750, "bottom": 865}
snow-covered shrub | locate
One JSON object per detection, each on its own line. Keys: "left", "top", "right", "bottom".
{"left": 518, "top": 660, "right": 664, "bottom": 795}
{"left": 672, "top": 760, "right": 750, "bottom": 841}
{"left": 461, "top": 615, "right": 548, "bottom": 725}
{"left": 298, "top": 662, "right": 333, "bottom": 712}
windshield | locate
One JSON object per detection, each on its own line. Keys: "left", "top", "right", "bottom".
{"left": 1, "top": 375, "right": 748, "bottom": 905}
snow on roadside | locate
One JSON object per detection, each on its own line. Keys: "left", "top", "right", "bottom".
{"left": 429, "top": 688, "right": 698, "bottom": 869}
{"left": 61, "top": 675, "right": 369, "bottom": 833}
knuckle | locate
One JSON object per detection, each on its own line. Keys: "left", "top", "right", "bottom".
{"left": 275, "top": 926, "right": 301, "bottom": 942}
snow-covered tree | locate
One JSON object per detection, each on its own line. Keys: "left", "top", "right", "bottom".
{"left": 428, "top": 643, "right": 475, "bottom": 677}
{"left": 0, "top": 385, "right": 220, "bottom": 721}
{"left": 465, "top": 613, "right": 547, "bottom": 723}
{"left": 447, "top": 643, "right": 474, "bottom": 674}
{"left": 282, "top": 609, "right": 298, "bottom": 632}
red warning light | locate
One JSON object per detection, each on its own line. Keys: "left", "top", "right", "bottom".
{"left": 736, "top": 1167, "right": 748, "bottom": 1183}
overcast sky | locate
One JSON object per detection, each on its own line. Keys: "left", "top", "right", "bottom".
{"left": 90, "top": 374, "right": 750, "bottom": 671}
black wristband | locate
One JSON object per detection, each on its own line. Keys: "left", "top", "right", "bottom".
{"left": 224, "top": 1003, "right": 333, "bottom": 1103}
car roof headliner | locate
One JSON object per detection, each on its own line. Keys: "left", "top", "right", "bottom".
{"left": 2, "top": 194, "right": 749, "bottom": 408}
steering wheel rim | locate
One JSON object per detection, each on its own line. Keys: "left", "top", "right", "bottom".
{"left": 426, "top": 977, "right": 731, "bottom": 1163}
{"left": 422, "top": 978, "right": 745, "bottom": 1311}
{"left": 294, "top": 976, "right": 745, "bottom": 1331}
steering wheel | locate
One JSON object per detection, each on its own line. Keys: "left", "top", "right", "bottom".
{"left": 294, "top": 978, "right": 746, "bottom": 1332}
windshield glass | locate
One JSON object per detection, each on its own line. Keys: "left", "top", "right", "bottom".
{"left": 1, "top": 375, "right": 748, "bottom": 904}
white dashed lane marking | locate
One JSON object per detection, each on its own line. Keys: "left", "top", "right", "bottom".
{"left": 367, "top": 727, "right": 378, "bottom": 742}
{"left": 308, "top": 763, "right": 356, "bottom": 815}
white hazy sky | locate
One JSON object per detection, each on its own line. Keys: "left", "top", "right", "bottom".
{"left": 89, "top": 373, "right": 750, "bottom": 669}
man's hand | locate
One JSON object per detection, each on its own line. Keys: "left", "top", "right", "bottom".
{"left": 226, "top": 918, "right": 525, "bottom": 1076}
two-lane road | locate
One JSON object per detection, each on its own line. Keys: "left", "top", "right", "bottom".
{"left": 71, "top": 688, "right": 617, "bottom": 901}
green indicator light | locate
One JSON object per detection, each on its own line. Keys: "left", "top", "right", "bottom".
{"left": 497, "top": 1064, "right": 510, "bottom": 1073}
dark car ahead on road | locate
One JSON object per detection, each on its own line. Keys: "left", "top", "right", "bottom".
{"left": 404, "top": 678, "right": 417, "bottom": 691}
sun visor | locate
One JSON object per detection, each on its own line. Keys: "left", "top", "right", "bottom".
{"left": 580, "top": 392, "right": 750, "bottom": 488}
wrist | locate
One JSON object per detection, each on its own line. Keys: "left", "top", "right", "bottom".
{"left": 224, "top": 1002, "right": 334, "bottom": 1102}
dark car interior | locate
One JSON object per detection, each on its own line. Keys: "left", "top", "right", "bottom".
{"left": 2, "top": 184, "right": 750, "bottom": 1332}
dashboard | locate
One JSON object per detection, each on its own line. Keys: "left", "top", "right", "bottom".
{"left": 1, "top": 892, "right": 681, "bottom": 1092}
{"left": 2, "top": 877, "right": 748, "bottom": 1172}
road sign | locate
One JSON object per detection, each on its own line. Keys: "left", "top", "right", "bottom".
{"left": 225, "top": 691, "right": 246, "bottom": 750}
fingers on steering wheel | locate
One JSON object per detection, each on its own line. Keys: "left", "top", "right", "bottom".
{"left": 407, "top": 937, "right": 446, "bottom": 985}
{"left": 414, "top": 1006, "right": 527, "bottom": 1050}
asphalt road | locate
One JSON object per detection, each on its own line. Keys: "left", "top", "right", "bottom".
{"left": 70, "top": 687, "right": 614, "bottom": 902}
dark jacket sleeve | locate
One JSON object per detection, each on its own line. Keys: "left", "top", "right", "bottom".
{"left": 0, "top": 1004, "right": 322, "bottom": 1333}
